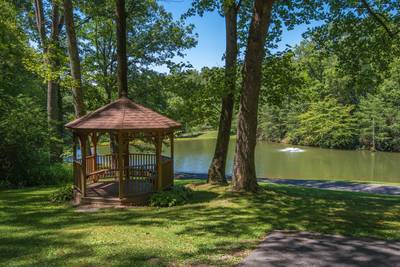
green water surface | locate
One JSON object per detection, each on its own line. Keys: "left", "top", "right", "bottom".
{"left": 174, "top": 138, "right": 400, "bottom": 184}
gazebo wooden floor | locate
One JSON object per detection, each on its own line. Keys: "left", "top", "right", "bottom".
{"left": 86, "top": 181, "right": 120, "bottom": 198}
{"left": 79, "top": 181, "right": 154, "bottom": 206}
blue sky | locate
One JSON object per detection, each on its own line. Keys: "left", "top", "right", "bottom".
{"left": 158, "top": 1, "right": 322, "bottom": 71}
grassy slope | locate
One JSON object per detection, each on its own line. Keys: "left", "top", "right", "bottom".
{"left": 177, "top": 130, "right": 236, "bottom": 141}
{"left": 0, "top": 180, "right": 399, "bottom": 267}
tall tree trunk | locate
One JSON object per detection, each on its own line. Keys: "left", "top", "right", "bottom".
{"left": 116, "top": 0, "right": 128, "bottom": 97}
{"left": 207, "top": 3, "right": 239, "bottom": 184}
{"left": 34, "top": 0, "right": 64, "bottom": 162}
{"left": 232, "top": 0, "right": 274, "bottom": 192}
{"left": 64, "top": 0, "right": 86, "bottom": 117}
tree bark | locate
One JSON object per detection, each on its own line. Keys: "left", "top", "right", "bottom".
{"left": 207, "top": 2, "right": 239, "bottom": 184}
{"left": 116, "top": 0, "right": 128, "bottom": 97}
{"left": 64, "top": 0, "right": 86, "bottom": 117}
{"left": 232, "top": 0, "right": 274, "bottom": 192}
{"left": 34, "top": 0, "right": 64, "bottom": 162}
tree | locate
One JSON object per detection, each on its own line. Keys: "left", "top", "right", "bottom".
{"left": 33, "top": 0, "right": 64, "bottom": 162}
{"left": 289, "top": 97, "right": 357, "bottom": 149}
{"left": 115, "top": 0, "right": 128, "bottom": 97}
{"left": 207, "top": 1, "right": 240, "bottom": 184}
{"left": 357, "top": 58, "right": 400, "bottom": 152}
{"left": 80, "top": 1, "right": 196, "bottom": 105}
{"left": 232, "top": 0, "right": 274, "bottom": 191}
{"left": 64, "top": 0, "right": 86, "bottom": 117}
{"left": 0, "top": 0, "right": 37, "bottom": 97}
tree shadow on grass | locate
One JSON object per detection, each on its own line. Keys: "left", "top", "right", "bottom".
{"left": 1, "top": 183, "right": 399, "bottom": 266}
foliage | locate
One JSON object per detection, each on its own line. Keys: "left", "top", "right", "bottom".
{"left": 261, "top": 51, "right": 304, "bottom": 106}
{"left": 164, "top": 68, "right": 224, "bottom": 131}
{"left": 79, "top": 0, "right": 197, "bottom": 108}
{"left": 49, "top": 184, "right": 74, "bottom": 203}
{"left": 258, "top": 104, "right": 290, "bottom": 142}
{"left": 0, "top": 0, "right": 40, "bottom": 97}
{"left": 288, "top": 98, "right": 357, "bottom": 149}
{"left": 256, "top": 15, "right": 400, "bottom": 151}
{"left": 149, "top": 185, "right": 193, "bottom": 207}
{"left": 0, "top": 92, "right": 71, "bottom": 186}
{"left": 1, "top": 180, "right": 400, "bottom": 266}
{"left": 356, "top": 59, "right": 400, "bottom": 151}
{"left": 0, "top": 94, "right": 47, "bottom": 186}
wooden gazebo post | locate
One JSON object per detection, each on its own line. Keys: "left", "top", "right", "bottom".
{"left": 123, "top": 134, "right": 130, "bottom": 182}
{"left": 155, "top": 133, "right": 162, "bottom": 191}
{"left": 72, "top": 132, "right": 78, "bottom": 189}
{"left": 117, "top": 132, "right": 124, "bottom": 198}
{"left": 91, "top": 133, "right": 98, "bottom": 181}
{"left": 78, "top": 133, "right": 88, "bottom": 197}
{"left": 170, "top": 133, "right": 174, "bottom": 177}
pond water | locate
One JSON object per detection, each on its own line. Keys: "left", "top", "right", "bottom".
{"left": 173, "top": 138, "right": 400, "bottom": 184}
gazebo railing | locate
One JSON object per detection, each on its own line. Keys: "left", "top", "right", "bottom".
{"left": 77, "top": 153, "right": 173, "bottom": 197}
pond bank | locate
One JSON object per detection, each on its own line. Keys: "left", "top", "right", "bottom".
{"left": 175, "top": 172, "right": 400, "bottom": 196}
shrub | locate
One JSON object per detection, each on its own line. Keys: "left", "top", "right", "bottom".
{"left": 149, "top": 185, "right": 193, "bottom": 207}
{"left": 30, "top": 164, "right": 73, "bottom": 186}
{"left": 0, "top": 94, "right": 72, "bottom": 187}
{"left": 0, "top": 95, "right": 48, "bottom": 186}
{"left": 49, "top": 184, "right": 74, "bottom": 203}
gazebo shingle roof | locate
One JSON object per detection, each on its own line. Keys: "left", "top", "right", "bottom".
{"left": 65, "top": 96, "right": 181, "bottom": 131}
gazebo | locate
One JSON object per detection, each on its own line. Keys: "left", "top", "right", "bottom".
{"left": 65, "top": 96, "right": 181, "bottom": 205}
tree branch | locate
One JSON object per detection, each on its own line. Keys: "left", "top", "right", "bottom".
{"left": 236, "top": 0, "right": 242, "bottom": 11}
{"left": 33, "top": 0, "right": 48, "bottom": 52}
{"left": 360, "top": 0, "right": 396, "bottom": 38}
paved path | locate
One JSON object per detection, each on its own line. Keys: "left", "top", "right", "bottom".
{"left": 175, "top": 173, "right": 400, "bottom": 196}
{"left": 260, "top": 178, "right": 400, "bottom": 195}
{"left": 238, "top": 231, "right": 400, "bottom": 267}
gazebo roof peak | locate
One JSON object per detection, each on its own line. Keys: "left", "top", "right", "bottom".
{"left": 65, "top": 96, "right": 181, "bottom": 131}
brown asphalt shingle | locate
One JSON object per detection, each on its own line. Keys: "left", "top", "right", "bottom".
{"left": 65, "top": 96, "right": 181, "bottom": 131}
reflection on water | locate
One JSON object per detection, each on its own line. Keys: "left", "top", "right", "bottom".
{"left": 279, "top": 147, "right": 305, "bottom": 153}
{"left": 174, "top": 139, "right": 400, "bottom": 184}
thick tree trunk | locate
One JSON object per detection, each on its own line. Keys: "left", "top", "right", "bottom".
{"left": 116, "top": 0, "right": 128, "bottom": 97}
{"left": 207, "top": 3, "right": 238, "bottom": 184}
{"left": 232, "top": 0, "right": 274, "bottom": 192}
{"left": 47, "top": 80, "right": 63, "bottom": 162}
{"left": 49, "top": 2, "right": 63, "bottom": 162}
{"left": 34, "top": 0, "right": 64, "bottom": 162}
{"left": 64, "top": 0, "right": 86, "bottom": 117}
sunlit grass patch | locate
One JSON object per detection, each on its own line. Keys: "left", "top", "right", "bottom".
{"left": 0, "top": 180, "right": 399, "bottom": 266}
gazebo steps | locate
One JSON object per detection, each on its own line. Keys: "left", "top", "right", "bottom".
{"left": 80, "top": 196, "right": 122, "bottom": 205}
{"left": 79, "top": 195, "right": 152, "bottom": 206}
{"left": 75, "top": 188, "right": 153, "bottom": 206}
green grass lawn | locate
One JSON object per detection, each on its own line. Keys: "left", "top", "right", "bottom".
{"left": 1, "top": 180, "right": 399, "bottom": 267}
{"left": 177, "top": 130, "right": 236, "bottom": 141}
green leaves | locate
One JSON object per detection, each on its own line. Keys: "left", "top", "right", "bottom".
{"left": 356, "top": 58, "right": 400, "bottom": 151}
{"left": 49, "top": 184, "right": 74, "bottom": 203}
{"left": 149, "top": 185, "right": 193, "bottom": 207}
{"left": 289, "top": 97, "right": 358, "bottom": 149}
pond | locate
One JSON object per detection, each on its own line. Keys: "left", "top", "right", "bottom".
{"left": 174, "top": 138, "right": 400, "bottom": 184}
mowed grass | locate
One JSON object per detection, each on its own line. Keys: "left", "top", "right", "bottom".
{"left": 1, "top": 180, "right": 400, "bottom": 267}
{"left": 177, "top": 130, "right": 236, "bottom": 141}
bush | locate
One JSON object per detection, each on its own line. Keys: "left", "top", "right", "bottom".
{"left": 0, "top": 95, "right": 47, "bottom": 186}
{"left": 30, "top": 164, "right": 73, "bottom": 186}
{"left": 149, "top": 185, "right": 193, "bottom": 207}
{"left": 49, "top": 184, "right": 74, "bottom": 203}
{"left": 0, "top": 95, "right": 73, "bottom": 187}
